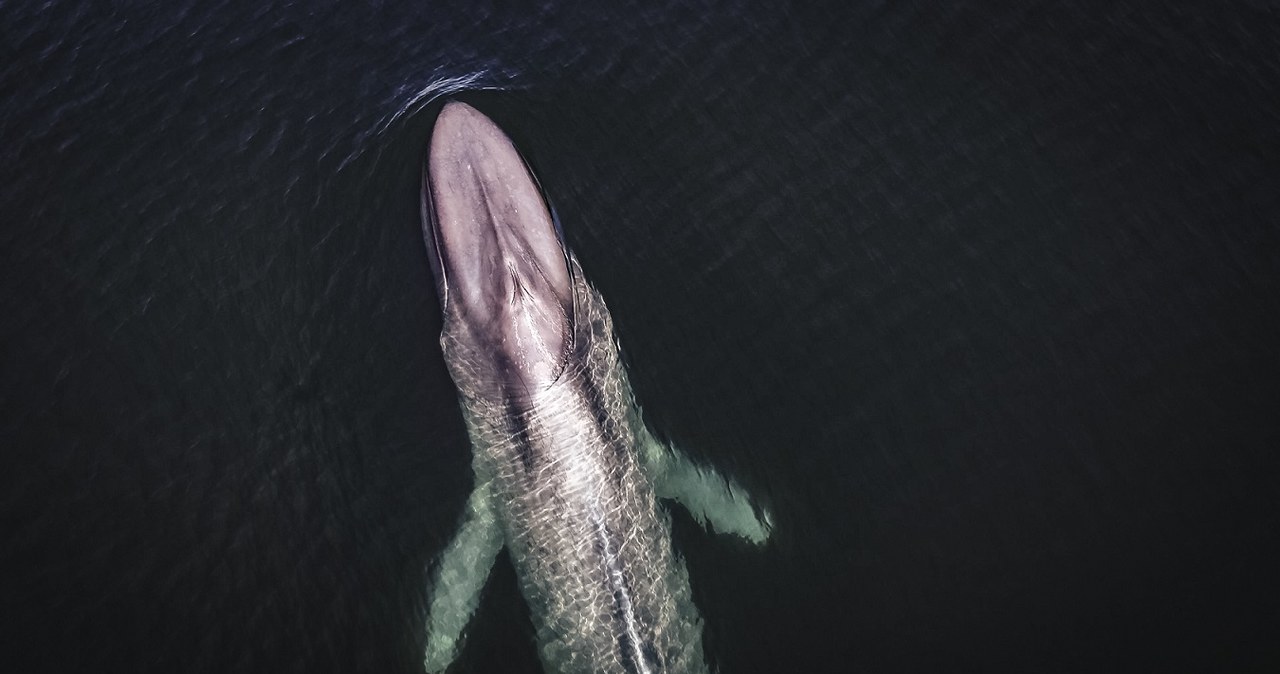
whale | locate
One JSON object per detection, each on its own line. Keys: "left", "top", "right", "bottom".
{"left": 420, "top": 101, "right": 771, "bottom": 674}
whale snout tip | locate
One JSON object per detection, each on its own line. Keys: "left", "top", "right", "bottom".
{"left": 435, "top": 99, "right": 484, "bottom": 127}
{"left": 429, "top": 100, "right": 492, "bottom": 152}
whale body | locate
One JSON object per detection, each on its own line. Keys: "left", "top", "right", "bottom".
{"left": 420, "top": 101, "right": 771, "bottom": 674}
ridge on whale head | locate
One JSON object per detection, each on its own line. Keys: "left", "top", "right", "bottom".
{"left": 422, "top": 101, "right": 575, "bottom": 402}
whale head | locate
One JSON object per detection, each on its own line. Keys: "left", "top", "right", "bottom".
{"left": 422, "top": 101, "right": 575, "bottom": 402}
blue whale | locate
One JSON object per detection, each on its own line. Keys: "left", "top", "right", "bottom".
{"left": 420, "top": 101, "right": 771, "bottom": 674}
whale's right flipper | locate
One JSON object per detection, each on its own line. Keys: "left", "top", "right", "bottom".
{"left": 424, "top": 477, "right": 504, "bottom": 674}
{"left": 637, "top": 424, "right": 773, "bottom": 545}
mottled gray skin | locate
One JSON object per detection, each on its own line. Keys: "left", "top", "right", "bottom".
{"left": 441, "top": 260, "right": 706, "bottom": 674}
{"left": 424, "top": 102, "right": 706, "bottom": 673}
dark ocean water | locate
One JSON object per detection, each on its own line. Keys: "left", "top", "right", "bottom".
{"left": 3, "top": 2, "right": 1278, "bottom": 672}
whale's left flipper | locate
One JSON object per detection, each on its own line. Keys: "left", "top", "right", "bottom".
{"left": 424, "top": 477, "right": 503, "bottom": 674}
{"left": 637, "top": 424, "right": 773, "bottom": 545}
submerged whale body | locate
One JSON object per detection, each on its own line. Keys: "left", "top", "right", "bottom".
{"left": 420, "top": 101, "right": 771, "bottom": 674}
